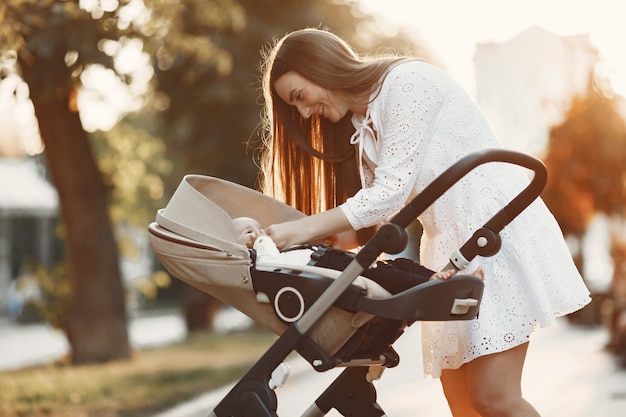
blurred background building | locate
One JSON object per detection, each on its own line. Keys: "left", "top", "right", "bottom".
{"left": 475, "top": 26, "right": 618, "bottom": 297}
{"left": 475, "top": 25, "right": 599, "bottom": 155}
{"left": 0, "top": 71, "right": 60, "bottom": 319}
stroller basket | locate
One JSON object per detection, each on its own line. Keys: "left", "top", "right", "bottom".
{"left": 148, "top": 148, "right": 547, "bottom": 417}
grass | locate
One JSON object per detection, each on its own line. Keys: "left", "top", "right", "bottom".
{"left": 0, "top": 329, "right": 277, "bottom": 417}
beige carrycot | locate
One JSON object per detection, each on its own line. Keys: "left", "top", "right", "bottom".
{"left": 149, "top": 174, "right": 393, "bottom": 354}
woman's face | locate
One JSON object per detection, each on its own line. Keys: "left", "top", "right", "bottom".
{"left": 274, "top": 71, "right": 351, "bottom": 122}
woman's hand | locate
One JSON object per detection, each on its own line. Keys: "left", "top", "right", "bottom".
{"left": 265, "top": 207, "right": 355, "bottom": 251}
{"left": 429, "top": 267, "right": 485, "bottom": 281}
{"left": 325, "top": 230, "right": 360, "bottom": 251}
{"left": 264, "top": 220, "right": 307, "bottom": 250}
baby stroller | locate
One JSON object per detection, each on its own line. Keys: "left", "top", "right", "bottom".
{"left": 148, "top": 148, "right": 547, "bottom": 417}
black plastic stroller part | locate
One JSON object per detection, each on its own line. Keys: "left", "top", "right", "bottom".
{"left": 250, "top": 266, "right": 482, "bottom": 376}
{"left": 253, "top": 266, "right": 484, "bottom": 323}
{"left": 206, "top": 148, "right": 547, "bottom": 417}
{"left": 309, "top": 367, "right": 385, "bottom": 417}
{"left": 354, "top": 148, "right": 547, "bottom": 272}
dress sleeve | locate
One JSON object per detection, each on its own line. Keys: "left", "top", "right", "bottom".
{"left": 341, "top": 62, "right": 453, "bottom": 230}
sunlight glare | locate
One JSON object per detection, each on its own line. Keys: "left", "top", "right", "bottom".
{"left": 78, "top": 65, "right": 142, "bottom": 132}
{"left": 358, "top": 0, "right": 626, "bottom": 98}
{"left": 0, "top": 74, "right": 43, "bottom": 156}
{"left": 117, "top": 0, "right": 150, "bottom": 30}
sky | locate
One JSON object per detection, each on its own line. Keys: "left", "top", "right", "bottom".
{"left": 359, "top": 0, "right": 626, "bottom": 98}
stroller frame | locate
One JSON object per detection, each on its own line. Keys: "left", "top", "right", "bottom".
{"left": 149, "top": 149, "right": 547, "bottom": 417}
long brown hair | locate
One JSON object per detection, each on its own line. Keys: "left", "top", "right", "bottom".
{"left": 258, "top": 28, "right": 405, "bottom": 238}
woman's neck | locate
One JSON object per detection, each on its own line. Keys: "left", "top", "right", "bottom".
{"left": 347, "top": 92, "right": 371, "bottom": 117}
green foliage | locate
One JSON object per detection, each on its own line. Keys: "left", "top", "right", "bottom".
{"left": 3, "top": 0, "right": 426, "bottom": 207}
{"left": 150, "top": 0, "right": 425, "bottom": 191}
{"left": 90, "top": 121, "right": 172, "bottom": 228}
{"left": 133, "top": 269, "right": 172, "bottom": 300}
{"left": 33, "top": 261, "right": 73, "bottom": 331}
{"left": 90, "top": 122, "right": 173, "bottom": 302}
{"left": 2, "top": 0, "right": 431, "bottom": 335}
{"left": 1, "top": 0, "right": 127, "bottom": 97}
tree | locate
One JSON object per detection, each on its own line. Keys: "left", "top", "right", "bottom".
{"left": 608, "top": 232, "right": 626, "bottom": 365}
{"left": 544, "top": 77, "right": 626, "bottom": 238}
{"left": 151, "top": 0, "right": 426, "bottom": 190}
{"left": 1, "top": 0, "right": 431, "bottom": 344}
{"left": 543, "top": 75, "right": 626, "bottom": 324}
{"left": 0, "top": 0, "right": 241, "bottom": 363}
{"left": 1, "top": 0, "right": 132, "bottom": 363}
{"left": 544, "top": 81, "right": 626, "bottom": 223}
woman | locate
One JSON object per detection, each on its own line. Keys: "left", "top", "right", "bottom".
{"left": 257, "top": 28, "right": 590, "bottom": 416}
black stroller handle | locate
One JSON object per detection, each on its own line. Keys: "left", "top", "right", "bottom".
{"left": 298, "top": 148, "right": 546, "bottom": 333}
{"left": 355, "top": 148, "right": 548, "bottom": 270}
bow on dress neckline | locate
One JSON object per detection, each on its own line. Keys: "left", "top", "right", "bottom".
{"left": 350, "top": 108, "right": 378, "bottom": 188}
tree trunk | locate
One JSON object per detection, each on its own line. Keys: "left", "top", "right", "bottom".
{"left": 21, "top": 65, "right": 131, "bottom": 363}
{"left": 183, "top": 287, "right": 223, "bottom": 332}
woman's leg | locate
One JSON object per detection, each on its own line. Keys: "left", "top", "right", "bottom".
{"left": 440, "top": 365, "right": 481, "bottom": 417}
{"left": 440, "top": 342, "right": 541, "bottom": 417}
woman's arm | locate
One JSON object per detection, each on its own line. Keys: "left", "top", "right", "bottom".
{"left": 341, "top": 61, "right": 451, "bottom": 230}
{"left": 265, "top": 207, "right": 355, "bottom": 251}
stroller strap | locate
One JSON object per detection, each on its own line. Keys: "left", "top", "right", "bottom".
{"left": 266, "top": 243, "right": 324, "bottom": 266}
{"left": 307, "top": 245, "right": 356, "bottom": 266}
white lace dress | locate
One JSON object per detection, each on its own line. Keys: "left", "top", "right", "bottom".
{"left": 339, "top": 60, "right": 591, "bottom": 378}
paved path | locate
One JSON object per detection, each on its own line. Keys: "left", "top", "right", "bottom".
{"left": 0, "top": 310, "right": 187, "bottom": 371}
{"left": 0, "top": 307, "right": 250, "bottom": 371}
{"left": 156, "top": 318, "right": 626, "bottom": 417}
{"left": 4, "top": 311, "right": 625, "bottom": 416}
